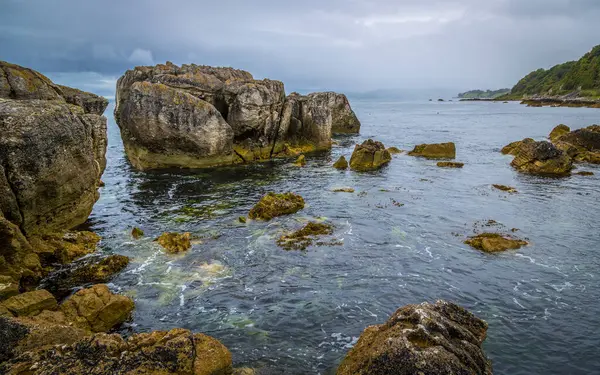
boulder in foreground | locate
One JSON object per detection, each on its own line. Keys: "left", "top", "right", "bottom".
{"left": 349, "top": 139, "right": 392, "bottom": 171}
{"left": 337, "top": 300, "right": 492, "bottom": 375}
{"left": 465, "top": 233, "right": 528, "bottom": 253}
{"left": 248, "top": 192, "right": 305, "bottom": 221}
{"left": 408, "top": 142, "right": 456, "bottom": 159}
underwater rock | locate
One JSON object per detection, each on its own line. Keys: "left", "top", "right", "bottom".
{"left": 2, "top": 290, "right": 57, "bottom": 317}
{"left": 349, "top": 139, "right": 392, "bottom": 171}
{"left": 554, "top": 125, "right": 600, "bottom": 164}
{"left": 248, "top": 192, "right": 305, "bottom": 221}
{"left": 333, "top": 188, "right": 355, "bottom": 193}
{"left": 437, "top": 161, "right": 464, "bottom": 168}
{"left": 509, "top": 140, "right": 573, "bottom": 176}
{"left": 114, "top": 62, "right": 359, "bottom": 170}
{"left": 0, "top": 326, "right": 233, "bottom": 375}
{"left": 574, "top": 171, "right": 594, "bottom": 176}
{"left": 337, "top": 300, "right": 492, "bottom": 375}
{"left": 29, "top": 231, "right": 101, "bottom": 265}
{"left": 294, "top": 154, "right": 306, "bottom": 167}
{"left": 408, "top": 142, "right": 456, "bottom": 159}
{"left": 39, "top": 254, "right": 130, "bottom": 299}
{"left": 386, "top": 146, "right": 403, "bottom": 154}
{"left": 0, "top": 61, "right": 107, "bottom": 235}
{"left": 131, "top": 227, "right": 144, "bottom": 239}
{"left": 492, "top": 184, "right": 518, "bottom": 193}
{"left": 333, "top": 155, "right": 349, "bottom": 170}
{"left": 465, "top": 233, "right": 528, "bottom": 253}
{"left": 549, "top": 124, "right": 571, "bottom": 142}
{"left": 157, "top": 232, "right": 192, "bottom": 254}
{"left": 277, "top": 222, "right": 334, "bottom": 251}
{"left": 60, "top": 284, "right": 134, "bottom": 333}
{"left": 501, "top": 138, "right": 535, "bottom": 155}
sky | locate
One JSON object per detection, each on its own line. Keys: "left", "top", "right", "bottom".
{"left": 1, "top": 0, "right": 599, "bottom": 97}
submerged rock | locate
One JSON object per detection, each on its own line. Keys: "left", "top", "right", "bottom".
{"left": 509, "top": 140, "right": 573, "bottom": 176}
{"left": 337, "top": 300, "right": 492, "bottom": 375}
{"left": 437, "top": 161, "right": 464, "bottom": 168}
{"left": 114, "top": 63, "right": 359, "bottom": 170}
{"left": 408, "top": 142, "right": 456, "bottom": 159}
{"left": 131, "top": 227, "right": 144, "bottom": 239}
{"left": 549, "top": 124, "right": 571, "bottom": 142}
{"left": 277, "top": 222, "right": 334, "bottom": 251}
{"left": 248, "top": 192, "right": 305, "bottom": 221}
{"left": 2, "top": 290, "right": 57, "bottom": 317}
{"left": 157, "top": 232, "right": 192, "bottom": 254}
{"left": 349, "top": 139, "right": 392, "bottom": 171}
{"left": 0, "top": 61, "right": 107, "bottom": 235}
{"left": 574, "top": 171, "right": 594, "bottom": 176}
{"left": 465, "top": 233, "right": 528, "bottom": 253}
{"left": 333, "top": 188, "right": 355, "bottom": 193}
{"left": 333, "top": 155, "right": 349, "bottom": 170}
{"left": 492, "top": 184, "right": 518, "bottom": 193}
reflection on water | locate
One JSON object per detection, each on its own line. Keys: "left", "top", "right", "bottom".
{"left": 90, "top": 101, "right": 600, "bottom": 374}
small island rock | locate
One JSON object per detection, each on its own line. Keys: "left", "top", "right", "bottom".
{"left": 157, "top": 232, "right": 192, "bottom": 254}
{"left": 333, "top": 155, "right": 349, "bottom": 169}
{"left": 349, "top": 139, "right": 392, "bottom": 171}
{"left": 408, "top": 142, "right": 456, "bottom": 159}
{"left": 465, "top": 233, "right": 528, "bottom": 253}
{"left": 509, "top": 140, "right": 573, "bottom": 175}
{"left": 248, "top": 192, "right": 305, "bottom": 221}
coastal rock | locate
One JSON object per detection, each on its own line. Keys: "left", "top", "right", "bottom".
{"left": 114, "top": 63, "right": 359, "bottom": 170}
{"left": 0, "top": 275, "right": 19, "bottom": 300}
{"left": 0, "top": 217, "right": 42, "bottom": 289}
{"left": 501, "top": 138, "right": 534, "bottom": 155}
{"left": 333, "top": 156, "right": 349, "bottom": 170}
{"left": 131, "top": 227, "right": 144, "bottom": 239}
{"left": 549, "top": 124, "right": 571, "bottom": 142}
{"left": 408, "top": 142, "right": 456, "bottom": 159}
{"left": 248, "top": 192, "right": 305, "bottom": 221}
{"left": 294, "top": 154, "right": 306, "bottom": 167}
{"left": 60, "top": 284, "right": 134, "bottom": 333}
{"left": 386, "top": 147, "right": 402, "bottom": 154}
{"left": 349, "top": 139, "right": 392, "bottom": 171}
{"left": 157, "top": 232, "right": 192, "bottom": 254}
{"left": 465, "top": 233, "right": 528, "bottom": 253}
{"left": 509, "top": 140, "right": 573, "bottom": 175}
{"left": 337, "top": 300, "right": 492, "bottom": 375}
{"left": 437, "top": 161, "right": 464, "bottom": 168}
{"left": 29, "top": 230, "right": 101, "bottom": 265}
{"left": 0, "top": 327, "right": 232, "bottom": 375}
{"left": 492, "top": 184, "right": 518, "bottom": 193}
{"left": 2, "top": 290, "right": 57, "bottom": 317}
{"left": 554, "top": 125, "right": 600, "bottom": 163}
{"left": 277, "top": 222, "right": 334, "bottom": 251}
{"left": 0, "top": 61, "right": 107, "bottom": 235}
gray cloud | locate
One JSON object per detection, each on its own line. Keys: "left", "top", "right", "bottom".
{"left": 1, "top": 0, "right": 598, "bottom": 94}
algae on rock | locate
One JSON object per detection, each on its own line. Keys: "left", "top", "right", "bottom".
{"left": 349, "top": 139, "right": 392, "bottom": 171}
{"left": 248, "top": 192, "right": 305, "bottom": 221}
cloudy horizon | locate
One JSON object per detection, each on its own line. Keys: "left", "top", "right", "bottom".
{"left": 2, "top": 0, "right": 599, "bottom": 97}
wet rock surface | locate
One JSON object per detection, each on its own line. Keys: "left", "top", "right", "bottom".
{"left": 349, "top": 139, "right": 392, "bottom": 171}
{"left": 508, "top": 140, "right": 573, "bottom": 175}
{"left": 248, "top": 192, "right": 305, "bottom": 221}
{"left": 277, "top": 222, "right": 334, "bottom": 251}
{"left": 408, "top": 142, "right": 456, "bottom": 159}
{"left": 337, "top": 300, "right": 492, "bottom": 375}
{"left": 465, "top": 233, "right": 528, "bottom": 253}
{"left": 333, "top": 155, "right": 349, "bottom": 169}
{"left": 157, "top": 232, "right": 192, "bottom": 254}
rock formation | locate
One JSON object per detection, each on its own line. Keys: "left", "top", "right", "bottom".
{"left": 337, "top": 300, "right": 492, "bottom": 375}
{"left": 333, "top": 156, "right": 349, "bottom": 170}
{"left": 349, "top": 140, "right": 392, "bottom": 171}
{"left": 0, "top": 61, "right": 108, "bottom": 236}
{"left": 506, "top": 139, "right": 573, "bottom": 175}
{"left": 437, "top": 161, "right": 464, "bottom": 168}
{"left": 248, "top": 192, "right": 305, "bottom": 221}
{"left": 114, "top": 62, "right": 360, "bottom": 170}
{"left": 157, "top": 232, "right": 192, "bottom": 254}
{"left": 408, "top": 142, "right": 456, "bottom": 159}
{"left": 465, "top": 233, "right": 528, "bottom": 253}
{"left": 549, "top": 124, "right": 571, "bottom": 142}
{"left": 553, "top": 125, "right": 600, "bottom": 163}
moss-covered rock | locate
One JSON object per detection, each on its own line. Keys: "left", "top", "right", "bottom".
{"left": 437, "top": 161, "right": 464, "bottom": 168}
{"left": 492, "top": 184, "right": 518, "bottom": 193}
{"left": 349, "top": 139, "right": 392, "bottom": 171}
{"left": 157, "top": 232, "right": 192, "bottom": 254}
{"left": 333, "top": 155, "right": 349, "bottom": 169}
{"left": 2, "top": 290, "right": 57, "bottom": 317}
{"left": 549, "top": 124, "right": 571, "bottom": 142}
{"left": 337, "top": 300, "right": 492, "bottom": 375}
{"left": 248, "top": 192, "right": 305, "bottom": 221}
{"left": 465, "top": 233, "right": 528, "bottom": 253}
{"left": 408, "top": 142, "right": 456, "bottom": 159}
{"left": 509, "top": 140, "right": 573, "bottom": 176}
{"left": 277, "top": 222, "right": 334, "bottom": 251}
{"left": 131, "top": 227, "right": 144, "bottom": 239}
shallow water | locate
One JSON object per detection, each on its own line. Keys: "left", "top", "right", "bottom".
{"left": 89, "top": 100, "right": 600, "bottom": 374}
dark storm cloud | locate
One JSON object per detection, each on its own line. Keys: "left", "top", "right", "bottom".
{"left": 1, "top": 0, "right": 598, "bottom": 94}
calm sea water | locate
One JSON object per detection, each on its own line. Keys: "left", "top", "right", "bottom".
{"left": 89, "top": 100, "right": 600, "bottom": 375}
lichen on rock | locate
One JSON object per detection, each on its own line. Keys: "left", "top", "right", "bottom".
{"left": 248, "top": 192, "right": 305, "bottom": 221}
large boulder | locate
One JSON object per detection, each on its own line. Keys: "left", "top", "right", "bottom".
{"left": 0, "top": 217, "right": 42, "bottom": 289}
{"left": 2, "top": 290, "right": 57, "bottom": 317}
{"left": 0, "top": 327, "right": 233, "bottom": 375}
{"left": 0, "top": 61, "right": 108, "bottom": 235}
{"left": 115, "top": 62, "right": 359, "bottom": 170}
{"left": 509, "top": 140, "right": 573, "bottom": 175}
{"left": 554, "top": 125, "right": 600, "bottom": 163}
{"left": 349, "top": 139, "right": 392, "bottom": 171}
{"left": 337, "top": 300, "right": 492, "bottom": 375}
{"left": 408, "top": 142, "right": 456, "bottom": 159}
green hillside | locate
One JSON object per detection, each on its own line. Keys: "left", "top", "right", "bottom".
{"left": 503, "top": 45, "right": 600, "bottom": 99}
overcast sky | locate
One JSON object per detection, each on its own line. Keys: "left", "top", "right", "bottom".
{"left": 1, "top": 0, "right": 599, "bottom": 96}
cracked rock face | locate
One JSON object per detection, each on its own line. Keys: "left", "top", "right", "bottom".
{"left": 0, "top": 60, "right": 108, "bottom": 236}
{"left": 115, "top": 62, "right": 360, "bottom": 170}
{"left": 337, "top": 300, "right": 493, "bottom": 375}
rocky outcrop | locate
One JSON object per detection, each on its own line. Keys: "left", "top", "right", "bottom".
{"left": 408, "top": 142, "right": 456, "bottom": 159}
{"left": 114, "top": 62, "right": 360, "bottom": 170}
{"left": 0, "top": 217, "right": 42, "bottom": 291}
{"left": 337, "top": 300, "right": 492, "bottom": 375}
{"left": 157, "top": 232, "right": 192, "bottom": 254}
{"left": 553, "top": 125, "right": 600, "bottom": 163}
{"left": 437, "top": 161, "right": 464, "bottom": 168}
{"left": 549, "top": 124, "right": 571, "bottom": 142}
{"left": 501, "top": 138, "right": 534, "bottom": 155}
{"left": 0, "top": 61, "right": 108, "bottom": 235}
{"left": 248, "top": 192, "right": 305, "bottom": 221}
{"left": 349, "top": 140, "right": 392, "bottom": 171}
{"left": 2, "top": 290, "right": 57, "bottom": 317}
{"left": 507, "top": 139, "right": 573, "bottom": 175}
{"left": 465, "top": 233, "right": 528, "bottom": 253}
{"left": 333, "top": 156, "right": 349, "bottom": 170}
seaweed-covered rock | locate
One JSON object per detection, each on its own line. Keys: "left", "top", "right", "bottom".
{"left": 277, "top": 222, "right": 334, "bottom": 250}
{"left": 408, "top": 142, "right": 456, "bottom": 159}
{"left": 349, "top": 140, "right": 392, "bottom": 171}
{"left": 554, "top": 125, "right": 600, "bottom": 163}
{"left": 333, "top": 156, "right": 349, "bottom": 170}
{"left": 492, "top": 184, "right": 517, "bottom": 193}
{"left": 59, "top": 284, "right": 134, "bottom": 333}
{"left": 114, "top": 63, "right": 359, "bottom": 170}
{"left": 549, "top": 124, "right": 571, "bottom": 142}
{"left": 501, "top": 138, "right": 535, "bottom": 155}
{"left": 39, "top": 254, "right": 130, "bottom": 299}
{"left": 0, "top": 327, "right": 232, "bottom": 375}
{"left": 131, "top": 227, "right": 144, "bottom": 239}
{"left": 157, "top": 232, "right": 192, "bottom": 254}
{"left": 437, "top": 161, "right": 464, "bottom": 168}
{"left": 2, "top": 290, "right": 57, "bottom": 317}
{"left": 337, "top": 300, "right": 492, "bottom": 375}
{"left": 248, "top": 192, "right": 305, "bottom": 221}
{"left": 465, "top": 233, "right": 528, "bottom": 253}
{"left": 509, "top": 140, "right": 573, "bottom": 175}
{"left": 0, "top": 61, "right": 107, "bottom": 235}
